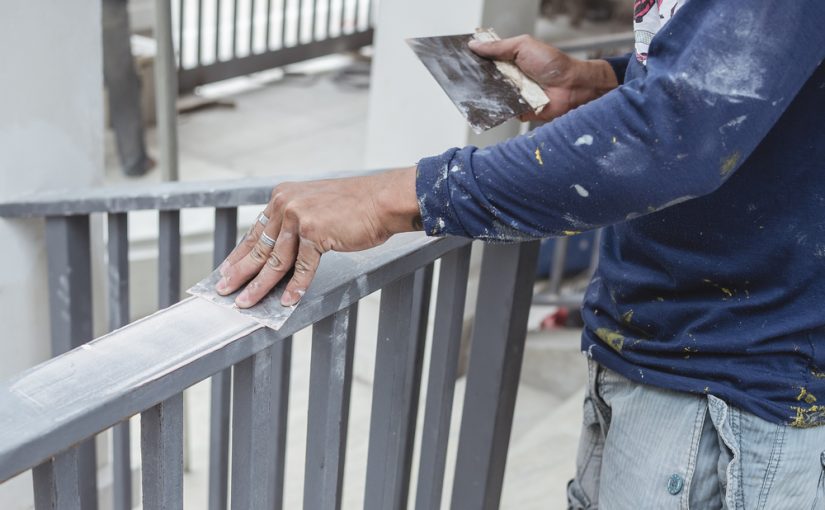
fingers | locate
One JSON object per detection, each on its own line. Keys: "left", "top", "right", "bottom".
{"left": 233, "top": 230, "right": 299, "bottom": 308}
{"left": 468, "top": 35, "right": 529, "bottom": 61}
{"left": 218, "top": 208, "right": 273, "bottom": 275}
{"left": 280, "top": 238, "right": 323, "bottom": 307}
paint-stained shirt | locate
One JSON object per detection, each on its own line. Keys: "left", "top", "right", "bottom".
{"left": 415, "top": 0, "right": 825, "bottom": 427}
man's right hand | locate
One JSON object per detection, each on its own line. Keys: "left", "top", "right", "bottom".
{"left": 469, "top": 35, "right": 619, "bottom": 122}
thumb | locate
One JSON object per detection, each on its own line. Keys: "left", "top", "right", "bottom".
{"left": 468, "top": 36, "right": 527, "bottom": 61}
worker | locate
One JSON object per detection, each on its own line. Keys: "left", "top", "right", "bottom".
{"left": 217, "top": 1, "right": 825, "bottom": 506}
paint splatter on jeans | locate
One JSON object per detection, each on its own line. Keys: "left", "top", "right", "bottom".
{"left": 568, "top": 359, "right": 825, "bottom": 509}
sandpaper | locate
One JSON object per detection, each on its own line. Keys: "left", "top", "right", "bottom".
{"left": 407, "top": 28, "right": 549, "bottom": 133}
{"left": 187, "top": 268, "right": 296, "bottom": 331}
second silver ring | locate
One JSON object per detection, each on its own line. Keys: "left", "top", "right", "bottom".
{"left": 260, "top": 232, "right": 277, "bottom": 247}
{"left": 257, "top": 212, "right": 269, "bottom": 226}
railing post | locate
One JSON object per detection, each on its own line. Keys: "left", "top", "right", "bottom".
{"left": 154, "top": 0, "right": 179, "bottom": 181}
{"left": 141, "top": 394, "right": 185, "bottom": 509}
{"left": 32, "top": 448, "right": 82, "bottom": 510}
{"left": 208, "top": 207, "right": 237, "bottom": 510}
{"left": 364, "top": 268, "right": 430, "bottom": 510}
{"left": 451, "top": 241, "right": 540, "bottom": 510}
{"left": 304, "top": 304, "right": 358, "bottom": 510}
{"left": 415, "top": 246, "right": 472, "bottom": 509}
{"left": 108, "top": 212, "right": 133, "bottom": 510}
{"left": 230, "top": 341, "right": 278, "bottom": 510}
{"left": 44, "top": 215, "right": 97, "bottom": 510}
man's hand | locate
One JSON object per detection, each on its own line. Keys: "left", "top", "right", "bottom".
{"left": 216, "top": 167, "right": 420, "bottom": 308}
{"left": 469, "top": 35, "right": 619, "bottom": 122}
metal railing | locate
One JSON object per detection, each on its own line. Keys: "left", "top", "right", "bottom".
{"left": 172, "top": 0, "right": 375, "bottom": 93}
{"left": 0, "top": 176, "right": 539, "bottom": 509}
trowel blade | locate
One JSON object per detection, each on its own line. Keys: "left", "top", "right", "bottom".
{"left": 407, "top": 33, "right": 534, "bottom": 133}
{"left": 187, "top": 268, "right": 296, "bottom": 331}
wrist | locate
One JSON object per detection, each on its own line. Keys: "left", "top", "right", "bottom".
{"left": 569, "top": 59, "right": 620, "bottom": 103}
{"left": 371, "top": 167, "right": 421, "bottom": 235}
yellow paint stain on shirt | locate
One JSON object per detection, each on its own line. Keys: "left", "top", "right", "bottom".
{"left": 621, "top": 310, "right": 634, "bottom": 323}
{"left": 797, "top": 387, "right": 818, "bottom": 404}
{"left": 595, "top": 328, "right": 625, "bottom": 353}
{"left": 720, "top": 151, "right": 741, "bottom": 176}
{"left": 535, "top": 147, "right": 544, "bottom": 166}
{"left": 562, "top": 230, "right": 580, "bottom": 236}
{"left": 790, "top": 405, "right": 825, "bottom": 428}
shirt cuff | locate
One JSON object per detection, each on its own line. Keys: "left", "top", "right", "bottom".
{"left": 415, "top": 148, "right": 469, "bottom": 237}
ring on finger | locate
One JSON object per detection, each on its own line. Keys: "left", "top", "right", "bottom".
{"left": 260, "top": 232, "right": 277, "bottom": 247}
{"left": 257, "top": 212, "right": 269, "bottom": 226}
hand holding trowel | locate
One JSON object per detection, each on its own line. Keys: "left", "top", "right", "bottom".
{"left": 407, "top": 29, "right": 551, "bottom": 133}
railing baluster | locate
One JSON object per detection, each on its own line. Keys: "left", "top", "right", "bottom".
{"left": 249, "top": 0, "right": 257, "bottom": 53}
{"left": 231, "top": 340, "right": 278, "bottom": 509}
{"left": 158, "top": 210, "right": 181, "bottom": 309}
{"left": 155, "top": 0, "right": 180, "bottom": 181}
{"left": 270, "top": 336, "right": 292, "bottom": 509}
{"left": 364, "top": 270, "right": 428, "bottom": 510}
{"left": 108, "top": 213, "right": 133, "bottom": 510}
{"left": 44, "top": 215, "right": 97, "bottom": 510}
{"left": 197, "top": 0, "right": 204, "bottom": 66}
{"left": 32, "top": 448, "right": 82, "bottom": 510}
{"left": 297, "top": 0, "right": 304, "bottom": 43}
{"left": 264, "top": 0, "right": 273, "bottom": 50}
{"left": 141, "top": 394, "right": 185, "bottom": 509}
{"left": 324, "top": 0, "right": 332, "bottom": 39}
{"left": 232, "top": 0, "right": 239, "bottom": 57}
{"left": 304, "top": 304, "right": 358, "bottom": 510}
{"left": 281, "top": 0, "right": 289, "bottom": 48}
{"left": 450, "top": 242, "right": 541, "bottom": 510}
{"left": 415, "top": 246, "right": 472, "bottom": 510}
{"left": 339, "top": 0, "right": 346, "bottom": 35}
{"left": 178, "top": 0, "right": 185, "bottom": 69}
{"left": 215, "top": 0, "right": 222, "bottom": 61}
{"left": 208, "top": 208, "right": 237, "bottom": 510}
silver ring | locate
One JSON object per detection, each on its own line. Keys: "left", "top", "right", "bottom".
{"left": 260, "top": 232, "right": 276, "bottom": 247}
{"left": 257, "top": 212, "right": 269, "bottom": 226}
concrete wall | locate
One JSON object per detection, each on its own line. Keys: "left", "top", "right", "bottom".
{"left": 0, "top": 2, "right": 103, "bottom": 506}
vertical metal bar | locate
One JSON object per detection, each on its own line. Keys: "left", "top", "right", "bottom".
{"left": 158, "top": 210, "right": 181, "bottom": 309}
{"left": 215, "top": 0, "right": 222, "bottom": 61}
{"left": 548, "top": 236, "right": 569, "bottom": 295}
{"left": 415, "top": 246, "right": 472, "bottom": 510}
{"left": 33, "top": 448, "right": 81, "bottom": 510}
{"left": 44, "top": 215, "right": 97, "bottom": 510}
{"left": 207, "top": 208, "right": 237, "bottom": 510}
{"left": 450, "top": 242, "right": 541, "bottom": 510}
{"left": 281, "top": 0, "right": 289, "bottom": 47}
{"left": 264, "top": 0, "right": 273, "bottom": 49}
{"left": 155, "top": 0, "right": 180, "bottom": 181}
{"left": 231, "top": 343, "right": 278, "bottom": 510}
{"left": 308, "top": 0, "right": 316, "bottom": 41}
{"left": 304, "top": 304, "right": 358, "bottom": 510}
{"left": 586, "top": 228, "right": 603, "bottom": 280}
{"left": 324, "top": 0, "right": 332, "bottom": 39}
{"left": 141, "top": 394, "right": 185, "bottom": 509}
{"left": 364, "top": 272, "right": 427, "bottom": 510}
{"left": 339, "top": 0, "right": 346, "bottom": 35}
{"left": 270, "top": 336, "right": 292, "bottom": 509}
{"left": 232, "top": 0, "right": 239, "bottom": 57}
{"left": 249, "top": 0, "right": 257, "bottom": 53}
{"left": 296, "top": 0, "right": 304, "bottom": 43}
{"left": 108, "top": 213, "right": 133, "bottom": 510}
{"left": 197, "top": 0, "right": 204, "bottom": 65}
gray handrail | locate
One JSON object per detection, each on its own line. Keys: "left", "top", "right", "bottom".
{"left": 0, "top": 232, "right": 468, "bottom": 483}
{"left": 0, "top": 169, "right": 385, "bottom": 218}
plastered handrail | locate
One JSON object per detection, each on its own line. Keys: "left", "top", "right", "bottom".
{"left": 0, "top": 232, "right": 469, "bottom": 482}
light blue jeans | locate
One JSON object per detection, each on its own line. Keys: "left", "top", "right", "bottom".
{"left": 568, "top": 360, "right": 825, "bottom": 509}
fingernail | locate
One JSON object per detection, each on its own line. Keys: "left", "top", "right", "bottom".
{"left": 216, "top": 276, "right": 229, "bottom": 294}
{"left": 219, "top": 261, "right": 230, "bottom": 276}
{"left": 468, "top": 40, "right": 481, "bottom": 48}
{"left": 235, "top": 289, "right": 250, "bottom": 308}
{"left": 281, "top": 291, "right": 295, "bottom": 307}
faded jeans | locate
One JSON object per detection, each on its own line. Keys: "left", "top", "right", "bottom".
{"left": 568, "top": 360, "right": 825, "bottom": 509}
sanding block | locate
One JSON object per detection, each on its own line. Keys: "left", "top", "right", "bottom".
{"left": 407, "top": 28, "right": 549, "bottom": 133}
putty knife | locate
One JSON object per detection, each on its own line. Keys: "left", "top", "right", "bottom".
{"left": 407, "top": 28, "right": 549, "bottom": 133}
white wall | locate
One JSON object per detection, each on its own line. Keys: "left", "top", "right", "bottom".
{"left": 0, "top": 1, "right": 103, "bottom": 505}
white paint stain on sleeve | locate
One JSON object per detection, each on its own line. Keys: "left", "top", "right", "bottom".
{"left": 572, "top": 184, "right": 590, "bottom": 197}
{"left": 574, "top": 135, "right": 594, "bottom": 146}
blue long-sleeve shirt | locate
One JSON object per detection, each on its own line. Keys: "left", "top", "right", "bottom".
{"left": 416, "top": 0, "right": 825, "bottom": 427}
